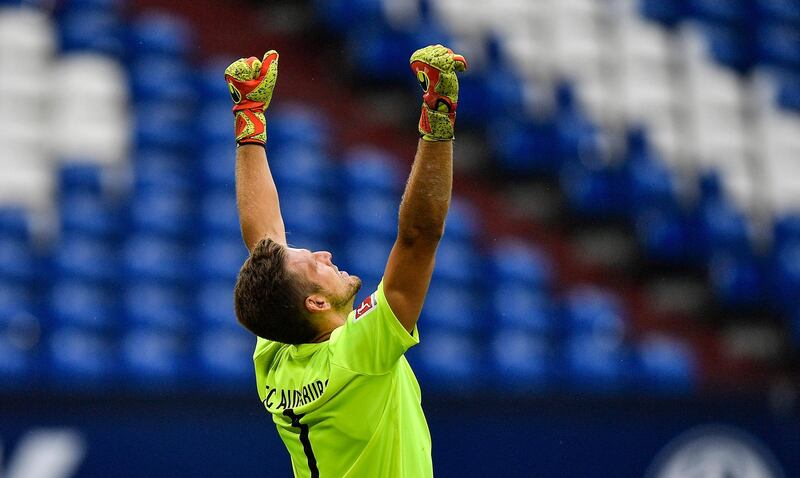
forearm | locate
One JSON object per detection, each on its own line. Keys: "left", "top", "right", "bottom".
{"left": 235, "top": 144, "right": 286, "bottom": 250}
{"left": 397, "top": 140, "right": 453, "bottom": 245}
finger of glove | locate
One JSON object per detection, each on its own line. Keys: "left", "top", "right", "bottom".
{"left": 225, "top": 56, "right": 262, "bottom": 81}
{"left": 260, "top": 50, "right": 279, "bottom": 76}
{"left": 451, "top": 53, "right": 468, "bottom": 72}
{"left": 410, "top": 44, "right": 455, "bottom": 72}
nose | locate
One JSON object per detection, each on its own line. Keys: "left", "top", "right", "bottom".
{"left": 315, "top": 251, "right": 333, "bottom": 264}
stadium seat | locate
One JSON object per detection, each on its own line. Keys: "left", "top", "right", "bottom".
{"left": 53, "top": 234, "right": 118, "bottom": 283}
{"left": 134, "top": 101, "right": 194, "bottom": 151}
{"left": 345, "top": 192, "right": 398, "bottom": 239}
{"left": 133, "top": 149, "right": 196, "bottom": 193}
{"left": 563, "top": 286, "right": 626, "bottom": 338}
{"left": 129, "top": 188, "right": 196, "bottom": 238}
{"left": 280, "top": 188, "right": 340, "bottom": 239}
{"left": 635, "top": 334, "right": 696, "bottom": 392}
{"left": 488, "top": 239, "right": 554, "bottom": 289}
{"left": 58, "top": 8, "right": 125, "bottom": 57}
{"left": 129, "top": 11, "right": 193, "bottom": 58}
{"left": 432, "top": 239, "right": 481, "bottom": 285}
{"left": 413, "top": 329, "right": 483, "bottom": 392}
{"left": 124, "top": 283, "right": 190, "bottom": 332}
{"left": 196, "top": 327, "right": 254, "bottom": 385}
{"left": 421, "top": 282, "right": 483, "bottom": 331}
{"left": 0, "top": 236, "right": 36, "bottom": 283}
{"left": 196, "top": 237, "right": 249, "bottom": 282}
{"left": 270, "top": 145, "right": 337, "bottom": 193}
{"left": 343, "top": 147, "right": 403, "bottom": 194}
{"left": 268, "top": 105, "right": 330, "bottom": 151}
{"left": 49, "top": 280, "right": 117, "bottom": 330}
{"left": 196, "top": 280, "right": 238, "bottom": 328}
{"left": 199, "top": 143, "right": 236, "bottom": 189}
{"left": 199, "top": 189, "right": 240, "bottom": 238}
{"left": 492, "top": 283, "right": 554, "bottom": 334}
{"left": 709, "top": 250, "right": 766, "bottom": 307}
{"left": 563, "top": 335, "right": 631, "bottom": 392}
{"left": 120, "top": 328, "right": 187, "bottom": 385}
{"left": 48, "top": 327, "right": 116, "bottom": 385}
{"left": 123, "top": 235, "right": 191, "bottom": 284}
{"left": 490, "top": 329, "right": 552, "bottom": 390}
{"left": 342, "top": 236, "right": 393, "bottom": 282}
{"left": 0, "top": 280, "right": 36, "bottom": 325}
{"left": 61, "top": 194, "right": 122, "bottom": 242}
{"left": 130, "top": 56, "right": 196, "bottom": 104}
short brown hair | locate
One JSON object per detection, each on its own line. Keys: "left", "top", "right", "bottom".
{"left": 234, "top": 238, "right": 317, "bottom": 344}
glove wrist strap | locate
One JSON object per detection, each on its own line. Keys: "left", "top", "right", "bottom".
{"left": 418, "top": 105, "right": 455, "bottom": 141}
{"left": 234, "top": 109, "right": 266, "bottom": 145}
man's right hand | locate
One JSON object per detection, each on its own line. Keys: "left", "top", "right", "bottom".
{"left": 224, "top": 50, "right": 279, "bottom": 146}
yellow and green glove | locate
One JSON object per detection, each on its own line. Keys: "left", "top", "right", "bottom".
{"left": 409, "top": 44, "right": 468, "bottom": 141}
{"left": 224, "top": 50, "right": 279, "bottom": 146}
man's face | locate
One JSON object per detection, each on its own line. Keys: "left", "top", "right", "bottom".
{"left": 285, "top": 247, "right": 361, "bottom": 309}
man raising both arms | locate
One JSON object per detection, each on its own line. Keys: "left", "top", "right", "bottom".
{"left": 226, "top": 44, "right": 467, "bottom": 477}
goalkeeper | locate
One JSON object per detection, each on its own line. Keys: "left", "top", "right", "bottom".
{"left": 227, "top": 45, "right": 467, "bottom": 477}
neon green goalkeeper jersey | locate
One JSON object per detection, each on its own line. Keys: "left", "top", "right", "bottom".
{"left": 253, "top": 280, "right": 433, "bottom": 478}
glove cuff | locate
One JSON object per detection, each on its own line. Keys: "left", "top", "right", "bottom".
{"left": 234, "top": 109, "right": 266, "bottom": 145}
{"left": 418, "top": 105, "right": 455, "bottom": 141}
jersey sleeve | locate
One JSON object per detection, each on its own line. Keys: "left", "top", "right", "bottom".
{"left": 330, "top": 280, "right": 420, "bottom": 375}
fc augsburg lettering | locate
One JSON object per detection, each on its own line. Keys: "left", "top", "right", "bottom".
{"left": 263, "top": 379, "right": 328, "bottom": 410}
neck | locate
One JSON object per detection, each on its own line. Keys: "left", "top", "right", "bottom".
{"left": 310, "top": 308, "right": 350, "bottom": 343}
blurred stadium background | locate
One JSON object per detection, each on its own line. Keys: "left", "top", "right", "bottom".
{"left": 1, "top": 0, "right": 799, "bottom": 476}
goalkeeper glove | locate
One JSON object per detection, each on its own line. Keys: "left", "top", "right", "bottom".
{"left": 224, "top": 50, "right": 279, "bottom": 146}
{"left": 409, "top": 44, "right": 468, "bottom": 141}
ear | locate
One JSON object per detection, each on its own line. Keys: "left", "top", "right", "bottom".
{"left": 305, "top": 294, "right": 331, "bottom": 313}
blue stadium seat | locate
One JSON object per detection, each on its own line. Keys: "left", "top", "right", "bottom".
{"left": 492, "top": 283, "right": 553, "bottom": 334}
{"left": 443, "top": 199, "right": 479, "bottom": 243}
{"left": 771, "top": 240, "right": 800, "bottom": 310}
{"left": 314, "top": 0, "right": 384, "bottom": 32}
{"left": 757, "top": 0, "right": 800, "bottom": 23}
{"left": 0, "top": 236, "right": 36, "bottom": 282}
{"left": 776, "top": 69, "right": 800, "bottom": 111}
{"left": 121, "top": 329, "right": 187, "bottom": 385}
{"left": 757, "top": 21, "right": 800, "bottom": 67}
{"left": 412, "top": 330, "right": 483, "bottom": 392}
{"left": 199, "top": 143, "right": 236, "bottom": 188}
{"left": 700, "top": 21, "right": 754, "bottom": 71}
{"left": 134, "top": 101, "right": 194, "bottom": 150}
{"left": 48, "top": 328, "right": 116, "bottom": 385}
{"left": 197, "top": 58, "right": 234, "bottom": 103}
{"left": 346, "top": 26, "right": 417, "bottom": 81}
{"left": 636, "top": 208, "right": 700, "bottom": 263}
{"left": 123, "top": 235, "right": 190, "bottom": 283}
{"left": 635, "top": 335, "right": 696, "bottom": 393}
{"left": 59, "top": 163, "right": 105, "bottom": 195}
{"left": 49, "top": 280, "right": 117, "bottom": 330}
{"left": 134, "top": 149, "right": 196, "bottom": 193}
{"left": 60, "top": 192, "right": 123, "bottom": 238}
{"left": 270, "top": 145, "right": 337, "bottom": 192}
{"left": 563, "top": 335, "right": 630, "bottom": 392}
{"left": 488, "top": 239, "right": 553, "bottom": 290}
{"left": 0, "top": 207, "right": 29, "bottom": 241}
{"left": 281, "top": 188, "right": 340, "bottom": 238}
{"left": 433, "top": 239, "right": 480, "bottom": 285}
{"left": 640, "top": 0, "right": 688, "bottom": 25}
{"left": 563, "top": 287, "right": 626, "bottom": 338}
{"left": 197, "top": 102, "right": 231, "bottom": 146}
{"left": 199, "top": 189, "right": 239, "bottom": 237}
{"left": 490, "top": 117, "right": 561, "bottom": 174}
{"left": 196, "top": 327, "right": 254, "bottom": 385}
{"left": 709, "top": 250, "right": 766, "bottom": 307}
{"left": 53, "top": 234, "right": 118, "bottom": 283}
{"left": 0, "top": 280, "right": 35, "bottom": 324}
{"left": 698, "top": 194, "right": 750, "bottom": 256}
{"left": 561, "top": 159, "right": 627, "bottom": 218}
{"left": 490, "top": 329, "right": 552, "bottom": 390}
{"left": 456, "top": 74, "right": 492, "bottom": 128}
{"left": 268, "top": 105, "right": 330, "bottom": 151}
{"left": 690, "top": 0, "right": 751, "bottom": 24}
{"left": 0, "top": 311, "right": 40, "bottom": 385}
{"left": 129, "top": 11, "right": 193, "bottom": 58}
{"left": 421, "top": 283, "right": 483, "bottom": 331}
{"left": 346, "top": 192, "right": 398, "bottom": 239}
{"left": 196, "top": 237, "right": 248, "bottom": 282}
{"left": 342, "top": 236, "right": 393, "bottom": 281}
{"left": 124, "top": 283, "right": 189, "bottom": 332}
{"left": 59, "top": 8, "right": 124, "bottom": 56}
{"left": 624, "top": 127, "right": 677, "bottom": 215}
{"left": 129, "top": 189, "right": 195, "bottom": 238}
{"left": 343, "top": 147, "right": 403, "bottom": 194}
{"left": 130, "top": 57, "right": 196, "bottom": 104}
{"left": 196, "top": 280, "right": 238, "bottom": 328}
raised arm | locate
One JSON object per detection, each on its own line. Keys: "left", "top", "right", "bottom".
{"left": 224, "top": 51, "right": 285, "bottom": 250}
{"left": 383, "top": 45, "right": 467, "bottom": 333}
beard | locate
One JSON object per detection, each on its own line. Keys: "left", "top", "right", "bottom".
{"left": 331, "top": 274, "right": 362, "bottom": 310}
